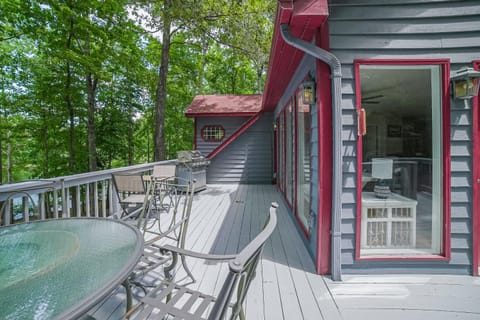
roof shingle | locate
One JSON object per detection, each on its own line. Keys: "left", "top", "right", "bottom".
{"left": 185, "top": 94, "right": 262, "bottom": 117}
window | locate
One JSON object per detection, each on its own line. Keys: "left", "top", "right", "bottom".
{"left": 356, "top": 61, "right": 449, "bottom": 258}
{"left": 285, "top": 100, "right": 295, "bottom": 207}
{"left": 296, "top": 90, "right": 311, "bottom": 232}
{"left": 201, "top": 125, "right": 225, "bottom": 142}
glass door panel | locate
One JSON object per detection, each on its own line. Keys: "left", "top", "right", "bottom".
{"left": 358, "top": 64, "right": 443, "bottom": 257}
{"left": 296, "top": 91, "right": 311, "bottom": 231}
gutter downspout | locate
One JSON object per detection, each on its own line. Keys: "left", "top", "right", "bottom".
{"left": 280, "top": 24, "right": 342, "bottom": 281}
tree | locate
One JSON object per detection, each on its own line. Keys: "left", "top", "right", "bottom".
{"left": 131, "top": 0, "right": 274, "bottom": 161}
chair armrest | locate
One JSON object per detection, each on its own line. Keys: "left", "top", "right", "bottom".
{"left": 159, "top": 244, "right": 237, "bottom": 261}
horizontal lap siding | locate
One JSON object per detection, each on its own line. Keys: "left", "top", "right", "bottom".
{"left": 206, "top": 114, "right": 273, "bottom": 184}
{"left": 329, "top": 0, "right": 480, "bottom": 274}
{"left": 196, "top": 117, "right": 248, "bottom": 157}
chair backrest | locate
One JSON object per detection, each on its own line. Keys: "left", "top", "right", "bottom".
{"left": 112, "top": 173, "right": 146, "bottom": 194}
{"left": 152, "top": 165, "right": 176, "bottom": 180}
{"left": 208, "top": 202, "right": 278, "bottom": 320}
{"left": 138, "top": 176, "right": 195, "bottom": 248}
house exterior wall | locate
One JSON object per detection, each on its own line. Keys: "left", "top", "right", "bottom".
{"left": 274, "top": 54, "right": 321, "bottom": 258}
{"left": 198, "top": 114, "right": 274, "bottom": 184}
{"left": 195, "top": 117, "right": 248, "bottom": 157}
{"left": 328, "top": 0, "right": 480, "bottom": 274}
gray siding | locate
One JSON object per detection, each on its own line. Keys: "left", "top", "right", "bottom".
{"left": 329, "top": 0, "right": 480, "bottom": 274}
{"left": 196, "top": 117, "right": 248, "bottom": 157}
{"left": 204, "top": 114, "right": 274, "bottom": 184}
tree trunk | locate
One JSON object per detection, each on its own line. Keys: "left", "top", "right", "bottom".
{"left": 0, "top": 128, "right": 2, "bottom": 184}
{"left": 42, "top": 111, "right": 49, "bottom": 177}
{"left": 153, "top": 2, "right": 172, "bottom": 161}
{"left": 128, "top": 113, "right": 134, "bottom": 165}
{"left": 84, "top": 33, "right": 98, "bottom": 172}
{"left": 66, "top": 17, "right": 75, "bottom": 172}
{"left": 86, "top": 72, "right": 98, "bottom": 171}
{"left": 256, "top": 64, "right": 264, "bottom": 94}
{"left": 0, "top": 112, "right": 3, "bottom": 184}
{"left": 7, "top": 131, "right": 12, "bottom": 183}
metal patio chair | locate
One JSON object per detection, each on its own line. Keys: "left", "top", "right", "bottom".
{"left": 130, "top": 177, "right": 196, "bottom": 285}
{"left": 151, "top": 164, "right": 176, "bottom": 182}
{"left": 112, "top": 173, "right": 147, "bottom": 219}
{"left": 125, "top": 202, "right": 278, "bottom": 320}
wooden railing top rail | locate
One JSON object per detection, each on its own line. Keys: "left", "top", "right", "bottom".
{"left": 0, "top": 160, "right": 176, "bottom": 201}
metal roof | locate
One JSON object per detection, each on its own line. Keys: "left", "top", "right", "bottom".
{"left": 184, "top": 94, "right": 262, "bottom": 117}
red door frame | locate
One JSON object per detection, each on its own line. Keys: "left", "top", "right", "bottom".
{"left": 354, "top": 59, "right": 451, "bottom": 261}
{"left": 315, "top": 26, "right": 333, "bottom": 274}
{"left": 473, "top": 61, "right": 480, "bottom": 275}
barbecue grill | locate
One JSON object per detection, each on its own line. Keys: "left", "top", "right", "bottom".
{"left": 176, "top": 150, "right": 209, "bottom": 192}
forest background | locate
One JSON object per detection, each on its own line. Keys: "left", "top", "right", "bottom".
{"left": 0, "top": 0, "right": 274, "bottom": 183}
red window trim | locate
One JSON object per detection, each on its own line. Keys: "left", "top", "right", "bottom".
{"left": 200, "top": 125, "right": 225, "bottom": 142}
{"left": 354, "top": 59, "right": 451, "bottom": 262}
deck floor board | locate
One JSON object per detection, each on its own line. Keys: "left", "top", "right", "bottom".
{"left": 89, "top": 184, "right": 479, "bottom": 320}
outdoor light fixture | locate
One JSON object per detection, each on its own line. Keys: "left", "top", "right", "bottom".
{"left": 450, "top": 67, "right": 480, "bottom": 100}
{"left": 302, "top": 76, "right": 316, "bottom": 105}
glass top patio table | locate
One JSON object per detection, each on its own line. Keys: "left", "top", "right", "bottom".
{"left": 0, "top": 218, "right": 143, "bottom": 320}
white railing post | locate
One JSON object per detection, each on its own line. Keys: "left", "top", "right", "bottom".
{"left": 101, "top": 181, "right": 107, "bottom": 218}
{"left": 40, "top": 193, "right": 46, "bottom": 220}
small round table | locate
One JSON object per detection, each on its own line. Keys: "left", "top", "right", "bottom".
{"left": 0, "top": 218, "right": 143, "bottom": 320}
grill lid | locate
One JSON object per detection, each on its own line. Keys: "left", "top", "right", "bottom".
{"left": 177, "top": 150, "right": 209, "bottom": 166}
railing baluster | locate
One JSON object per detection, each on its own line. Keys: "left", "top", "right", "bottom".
{"left": 85, "top": 183, "right": 91, "bottom": 218}
{"left": 53, "top": 189, "right": 59, "bottom": 219}
{"left": 93, "top": 183, "right": 99, "bottom": 218}
{"left": 101, "top": 180, "right": 107, "bottom": 218}
{"left": 23, "top": 196, "right": 29, "bottom": 222}
{"left": 76, "top": 185, "right": 81, "bottom": 217}
{"left": 109, "top": 179, "right": 113, "bottom": 217}
{"left": 40, "top": 193, "right": 46, "bottom": 220}
{"left": 65, "top": 187, "right": 70, "bottom": 218}
{"left": 4, "top": 199, "right": 11, "bottom": 225}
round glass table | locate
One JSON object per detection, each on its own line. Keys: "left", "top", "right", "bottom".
{"left": 0, "top": 218, "right": 143, "bottom": 320}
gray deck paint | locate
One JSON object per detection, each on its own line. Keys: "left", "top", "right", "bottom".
{"left": 88, "top": 184, "right": 480, "bottom": 320}
{"left": 197, "top": 114, "right": 274, "bottom": 184}
{"left": 327, "top": 0, "right": 480, "bottom": 274}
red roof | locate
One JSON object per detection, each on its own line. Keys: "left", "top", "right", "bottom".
{"left": 185, "top": 94, "right": 262, "bottom": 117}
{"left": 262, "top": 0, "right": 328, "bottom": 112}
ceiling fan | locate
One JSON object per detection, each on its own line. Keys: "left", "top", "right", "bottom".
{"left": 361, "top": 94, "right": 384, "bottom": 104}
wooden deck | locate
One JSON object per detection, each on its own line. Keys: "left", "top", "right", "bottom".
{"left": 89, "top": 184, "right": 480, "bottom": 320}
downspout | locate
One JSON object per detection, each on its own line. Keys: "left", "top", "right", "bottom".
{"left": 280, "top": 24, "right": 343, "bottom": 281}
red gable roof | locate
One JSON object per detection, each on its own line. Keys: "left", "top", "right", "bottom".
{"left": 262, "top": 0, "right": 328, "bottom": 112}
{"left": 185, "top": 94, "right": 262, "bottom": 118}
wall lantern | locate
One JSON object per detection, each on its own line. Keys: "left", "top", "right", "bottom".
{"left": 301, "top": 76, "right": 316, "bottom": 105}
{"left": 450, "top": 67, "right": 480, "bottom": 100}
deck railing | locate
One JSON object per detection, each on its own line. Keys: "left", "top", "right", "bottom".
{"left": 0, "top": 160, "right": 176, "bottom": 226}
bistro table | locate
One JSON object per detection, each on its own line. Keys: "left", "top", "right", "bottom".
{"left": 0, "top": 218, "right": 143, "bottom": 320}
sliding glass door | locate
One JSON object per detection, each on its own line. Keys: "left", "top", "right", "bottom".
{"left": 357, "top": 62, "right": 448, "bottom": 258}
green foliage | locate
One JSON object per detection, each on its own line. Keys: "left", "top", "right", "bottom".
{"left": 0, "top": 0, "right": 274, "bottom": 182}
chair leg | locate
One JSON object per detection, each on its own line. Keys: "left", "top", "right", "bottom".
{"left": 239, "top": 306, "right": 246, "bottom": 320}
{"left": 181, "top": 254, "right": 196, "bottom": 283}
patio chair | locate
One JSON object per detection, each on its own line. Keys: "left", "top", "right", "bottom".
{"left": 131, "top": 177, "right": 196, "bottom": 284}
{"left": 151, "top": 164, "right": 176, "bottom": 182}
{"left": 125, "top": 202, "right": 278, "bottom": 320}
{"left": 112, "top": 173, "right": 147, "bottom": 219}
